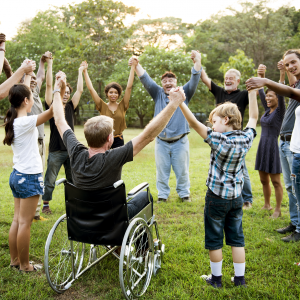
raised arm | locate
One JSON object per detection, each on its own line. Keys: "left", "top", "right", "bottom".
{"left": 52, "top": 71, "right": 71, "bottom": 138}
{"left": 123, "top": 57, "right": 138, "bottom": 110}
{"left": 82, "top": 61, "right": 102, "bottom": 108}
{"left": 0, "top": 60, "right": 36, "bottom": 100}
{"left": 45, "top": 56, "right": 53, "bottom": 106}
{"left": 246, "top": 89, "right": 259, "bottom": 129}
{"left": 3, "top": 58, "right": 13, "bottom": 79}
{"left": 278, "top": 59, "right": 297, "bottom": 86}
{"left": 36, "top": 105, "right": 53, "bottom": 126}
{"left": 131, "top": 87, "right": 185, "bottom": 156}
{"left": 0, "top": 34, "right": 5, "bottom": 76}
{"left": 257, "top": 64, "right": 268, "bottom": 111}
{"left": 71, "top": 63, "right": 84, "bottom": 109}
{"left": 200, "top": 68, "right": 212, "bottom": 90}
{"left": 132, "top": 58, "right": 145, "bottom": 77}
{"left": 246, "top": 77, "right": 300, "bottom": 102}
{"left": 36, "top": 51, "right": 51, "bottom": 90}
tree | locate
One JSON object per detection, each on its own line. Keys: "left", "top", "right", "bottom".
{"left": 107, "top": 46, "right": 215, "bottom": 127}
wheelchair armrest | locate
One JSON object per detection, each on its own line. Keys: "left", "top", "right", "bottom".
{"left": 56, "top": 178, "right": 67, "bottom": 186}
{"left": 127, "top": 182, "right": 149, "bottom": 197}
{"left": 113, "top": 180, "right": 124, "bottom": 188}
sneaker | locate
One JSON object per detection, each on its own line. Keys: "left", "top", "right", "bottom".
{"left": 231, "top": 276, "right": 247, "bottom": 287}
{"left": 276, "top": 223, "right": 296, "bottom": 234}
{"left": 181, "top": 197, "right": 191, "bottom": 202}
{"left": 281, "top": 231, "right": 300, "bottom": 242}
{"left": 32, "top": 215, "right": 48, "bottom": 222}
{"left": 243, "top": 202, "right": 252, "bottom": 210}
{"left": 201, "top": 274, "right": 222, "bottom": 288}
{"left": 157, "top": 198, "right": 167, "bottom": 203}
{"left": 42, "top": 206, "right": 52, "bottom": 214}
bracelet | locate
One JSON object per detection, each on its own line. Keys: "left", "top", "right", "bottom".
{"left": 53, "top": 89, "right": 61, "bottom": 94}
{"left": 279, "top": 80, "right": 285, "bottom": 84}
{"left": 0, "top": 48, "right": 5, "bottom": 52}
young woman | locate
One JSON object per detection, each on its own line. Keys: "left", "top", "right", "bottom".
{"left": 255, "top": 64, "right": 285, "bottom": 218}
{"left": 81, "top": 58, "right": 138, "bottom": 148}
{"left": 3, "top": 83, "right": 54, "bottom": 272}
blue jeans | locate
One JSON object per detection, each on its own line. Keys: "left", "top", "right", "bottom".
{"left": 127, "top": 192, "right": 153, "bottom": 219}
{"left": 279, "top": 141, "right": 298, "bottom": 226}
{"left": 155, "top": 135, "right": 190, "bottom": 199}
{"left": 291, "top": 153, "right": 300, "bottom": 232}
{"left": 242, "top": 159, "right": 252, "bottom": 204}
{"left": 204, "top": 189, "right": 244, "bottom": 250}
{"left": 43, "top": 151, "right": 73, "bottom": 201}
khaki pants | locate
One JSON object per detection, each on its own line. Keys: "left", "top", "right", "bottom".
{"left": 35, "top": 139, "right": 45, "bottom": 217}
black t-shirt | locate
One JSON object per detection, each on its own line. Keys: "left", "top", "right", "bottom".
{"left": 45, "top": 101, "right": 76, "bottom": 152}
{"left": 210, "top": 81, "right": 249, "bottom": 128}
{"left": 63, "top": 129, "right": 133, "bottom": 190}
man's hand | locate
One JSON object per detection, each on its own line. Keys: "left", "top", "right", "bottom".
{"left": 41, "top": 51, "right": 53, "bottom": 63}
{"left": 55, "top": 71, "right": 66, "bottom": 89}
{"left": 79, "top": 61, "right": 88, "bottom": 72}
{"left": 191, "top": 50, "right": 201, "bottom": 64}
{"left": 169, "top": 87, "right": 186, "bottom": 106}
{"left": 128, "top": 56, "right": 139, "bottom": 67}
{"left": 246, "top": 77, "right": 267, "bottom": 90}
{"left": 278, "top": 60, "right": 285, "bottom": 71}
{"left": 257, "top": 64, "right": 266, "bottom": 78}
{"left": 21, "top": 59, "right": 36, "bottom": 74}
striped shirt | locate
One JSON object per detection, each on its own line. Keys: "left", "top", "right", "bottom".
{"left": 204, "top": 127, "right": 256, "bottom": 200}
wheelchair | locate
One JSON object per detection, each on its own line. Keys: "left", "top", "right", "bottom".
{"left": 44, "top": 178, "right": 165, "bottom": 300}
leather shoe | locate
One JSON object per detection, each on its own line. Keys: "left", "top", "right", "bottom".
{"left": 157, "top": 198, "right": 167, "bottom": 203}
{"left": 276, "top": 223, "right": 296, "bottom": 234}
{"left": 281, "top": 231, "right": 300, "bottom": 242}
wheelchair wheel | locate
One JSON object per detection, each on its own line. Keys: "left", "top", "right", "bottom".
{"left": 153, "top": 251, "right": 162, "bottom": 276}
{"left": 44, "top": 214, "right": 85, "bottom": 293}
{"left": 119, "top": 218, "right": 154, "bottom": 300}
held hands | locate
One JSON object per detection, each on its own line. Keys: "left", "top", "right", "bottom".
{"left": 246, "top": 77, "right": 266, "bottom": 91}
{"left": 168, "top": 87, "right": 186, "bottom": 106}
{"left": 55, "top": 71, "right": 66, "bottom": 89}
{"left": 128, "top": 56, "right": 139, "bottom": 67}
{"left": 41, "top": 51, "right": 53, "bottom": 63}
{"left": 79, "top": 61, "right": 88, "bottom": 72}
{"left": 191, "top": 50, "right": 201, "bottom": 64}
{"left": 21, "top": 59, "right": 36, "bottom": 74}
{"left": 257, "top": 64, "right": 266, "bottom": 78}
{"left": 278, "top": 60, "right": 285, "bottom": 73}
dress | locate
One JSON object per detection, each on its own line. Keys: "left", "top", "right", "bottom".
{"left": 255, "top": 89, "right": 285, "bottom": 174}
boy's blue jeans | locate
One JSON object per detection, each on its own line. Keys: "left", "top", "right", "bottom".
{"left": 291, "top": 153, "right": 300, "bottom": 233}
{"left": 204, "top": 189, "right": 245, "bottom": 250}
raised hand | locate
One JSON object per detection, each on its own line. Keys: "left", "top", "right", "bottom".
{"left": 191, "top": 50, "right": 201, "bottom": 64}
{"left": 21, "top": 59, "right": 36, "bottom": 74}
{"left": 41, "top": 51, "right": 53, "bottom": 63}
{"left": 246, "top": 77, "right": 266, "bottom": 90}
{"left": 277, "top": 60, "right": 285, "bottom": 71}
{"left": 55, "top": 71, "right": 66, "bottom": 86}
{"left": 128, "top": 56, "right": 139, "bottom": 67}
{"left": 79, "top": 61, "right": 88, "bottom": 72}
{"left": 257, "top": 64, "right": 266, "bottom": 78}
{"left": 169, "top": 87, "right": 186, "bottom": 106}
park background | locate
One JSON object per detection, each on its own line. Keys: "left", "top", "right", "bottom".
{"left": 1, "top": 0, "right": 300, "bottom": 298}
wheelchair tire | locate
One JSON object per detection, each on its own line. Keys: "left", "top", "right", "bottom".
{"left": 44, "top": 214, "right": 85, "bottom": 293}
{"left": 119, "top": 218, "right": 154, "bottom": 300}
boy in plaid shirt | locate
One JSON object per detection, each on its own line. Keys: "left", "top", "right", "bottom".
{"left": 176, "top": 89, "right": 258, "bottom": 288}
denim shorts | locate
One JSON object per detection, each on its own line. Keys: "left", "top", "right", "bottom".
{"left": 9, "top": 169, "right": 44, "bottom": 199}
{"left": 204, "top": 189, "right": 244, "bottom": 250}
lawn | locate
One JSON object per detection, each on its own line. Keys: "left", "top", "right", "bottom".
{"left": 1, "top": 126, "right": 300, "bottom": 299}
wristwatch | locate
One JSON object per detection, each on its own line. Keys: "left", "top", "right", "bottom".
{"left": 53, "top": 89, "right": 61, "bottom": 94}
{"left": 279, "top": 80, "right": 285, "bottom": 84}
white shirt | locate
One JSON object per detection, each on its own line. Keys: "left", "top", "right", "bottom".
{"left": 11, "top": 115, "right": 42, "bottom": 174}
{"left": 291, "top": 106, "right": 300, "bottom": 154}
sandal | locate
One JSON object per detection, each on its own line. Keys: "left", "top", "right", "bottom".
{"left": 19, "top": 263, "right": 42, "bottom": 273}
{"left": 42, "top": 206, "right": 52, "bottom": 215}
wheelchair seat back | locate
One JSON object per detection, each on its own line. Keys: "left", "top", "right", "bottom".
{"left": 65, "top": 182, "right": 129, "bottom": 246}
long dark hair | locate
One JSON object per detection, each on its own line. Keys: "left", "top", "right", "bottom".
{"left": 3, "top": 84, "right": 31, "bottom": 146}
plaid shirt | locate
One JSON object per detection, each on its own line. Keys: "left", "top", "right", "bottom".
{"left": 204, "top": 127, "right": 256, "bottom": 200}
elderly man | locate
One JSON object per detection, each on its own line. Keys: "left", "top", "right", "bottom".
{"left": 131, "top": 51, "right": 202, "bottom": 203}
{"left": 51, "top": 71, "right": 187, "bottom": 217}
{"left": 200, "top": 67, "right": 253, "bottom": 209}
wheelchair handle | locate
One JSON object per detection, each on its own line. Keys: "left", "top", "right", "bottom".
{"left": 56, "top": 178, "right": 67, "bottom": 186}
{"left": 127, "top": 182, "right": 149, "bottom": 197}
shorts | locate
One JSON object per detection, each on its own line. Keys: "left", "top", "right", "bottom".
{"left": 9, "top": 169, "right": 44, "bottom": 199}
{"left": 204, "top": 188, "right": 245, "bottom": 250}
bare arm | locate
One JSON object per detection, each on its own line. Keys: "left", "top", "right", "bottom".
{"left": 132, "top": 87, "right": 185, "bottom": 156}
{"left": 3, "top": 58, "right": 13, "bottom": 78}
{"left": 134, "top": 61, "right": 145, "bottom": 77}
{"left": 0, "top": 60, "right": 36, "bottom": 100}
{"left": 287, "top": 71, "right": 297, "bottom": 86}
{"left": 36, "top": 105, "right": 53, "bottom": 126}
{"left": 123, "top": 57, "right": 138, "bottom": 110}
{"left": 190, "top": 50, "right": 202, "bottom": 72}
{"left": 23, "top": 74, "right": 31, "bottom": 88}
{"left": 82, "top": 62, "right": 102, "bottom": 108}
{"left": 71, "top": 66, "right": 84, "bottom": 109}
{"left": 246, "top": 77, "right": 300, "bottom": 102}
{"left": 36, "top": 56, "right": 46, "bottom": 90}
{"left": 45, "top": 59, "right": 53, "bottom": 106}
{"left": 246, "top": 89, "right": 259, "bottom": 129}
{"left": 0, "top": 35, "right": 5, "bottom": 75}
{"left": 179, "top": 102, "right": 208, "bottom": 139}
{"left": 200, "top": 68, "right": 211, "bottom": 90}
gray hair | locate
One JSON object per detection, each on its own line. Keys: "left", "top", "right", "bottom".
{"left": 225, "top": 69, "right": 241, "bottom": 80}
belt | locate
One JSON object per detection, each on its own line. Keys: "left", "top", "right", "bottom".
{"left": 158, "top": 133, "right": 187, "bottom": 144}
{"left": 280, "top": 135, "right": 291, "bottom": 142}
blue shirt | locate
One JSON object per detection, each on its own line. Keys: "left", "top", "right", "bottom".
{"left": 139, "top": 67, "right": 202, "bottom": 138}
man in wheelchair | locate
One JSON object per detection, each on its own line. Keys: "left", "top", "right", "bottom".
{"left": 51, "top": 72, "right": 187, "bottom": 215}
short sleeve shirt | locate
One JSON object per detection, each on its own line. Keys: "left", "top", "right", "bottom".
{"left": 45, "top": 101, "right": 76, "bottom": 152}
{"left": 97, "top": 98, "right": 128, "bottom": 135}
{"left": 204, "top": 127, "right": 256, "bottom": 200}
{"left": 27, "top": 85, "right": 44, "bottom": 140}
{"left": 62, "top": 129, "right": 133, "bottom": 190}
{"left": 210, "top": 81, "right": 249, "bottom": 129}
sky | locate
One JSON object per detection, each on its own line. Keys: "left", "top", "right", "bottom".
{"left": 0, "top": 0, "right": 299, "bottom": 40}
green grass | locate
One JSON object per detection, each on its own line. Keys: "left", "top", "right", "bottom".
{"left": 1, "top": 126, "right": 300, "bottom": 299}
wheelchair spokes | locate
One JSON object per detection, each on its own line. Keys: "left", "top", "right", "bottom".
{"left": 44, "top": 214, "right": 84, "bottom": 293}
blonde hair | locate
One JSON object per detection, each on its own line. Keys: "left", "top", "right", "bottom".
{"left": 225, "top": 69, "right": 241, "bottom": 80}
{"left": 209, "top": 102, "right": 242, "bottom": 130}
{"left": 84, "top": 115, "right": 114, "bottom": 148}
